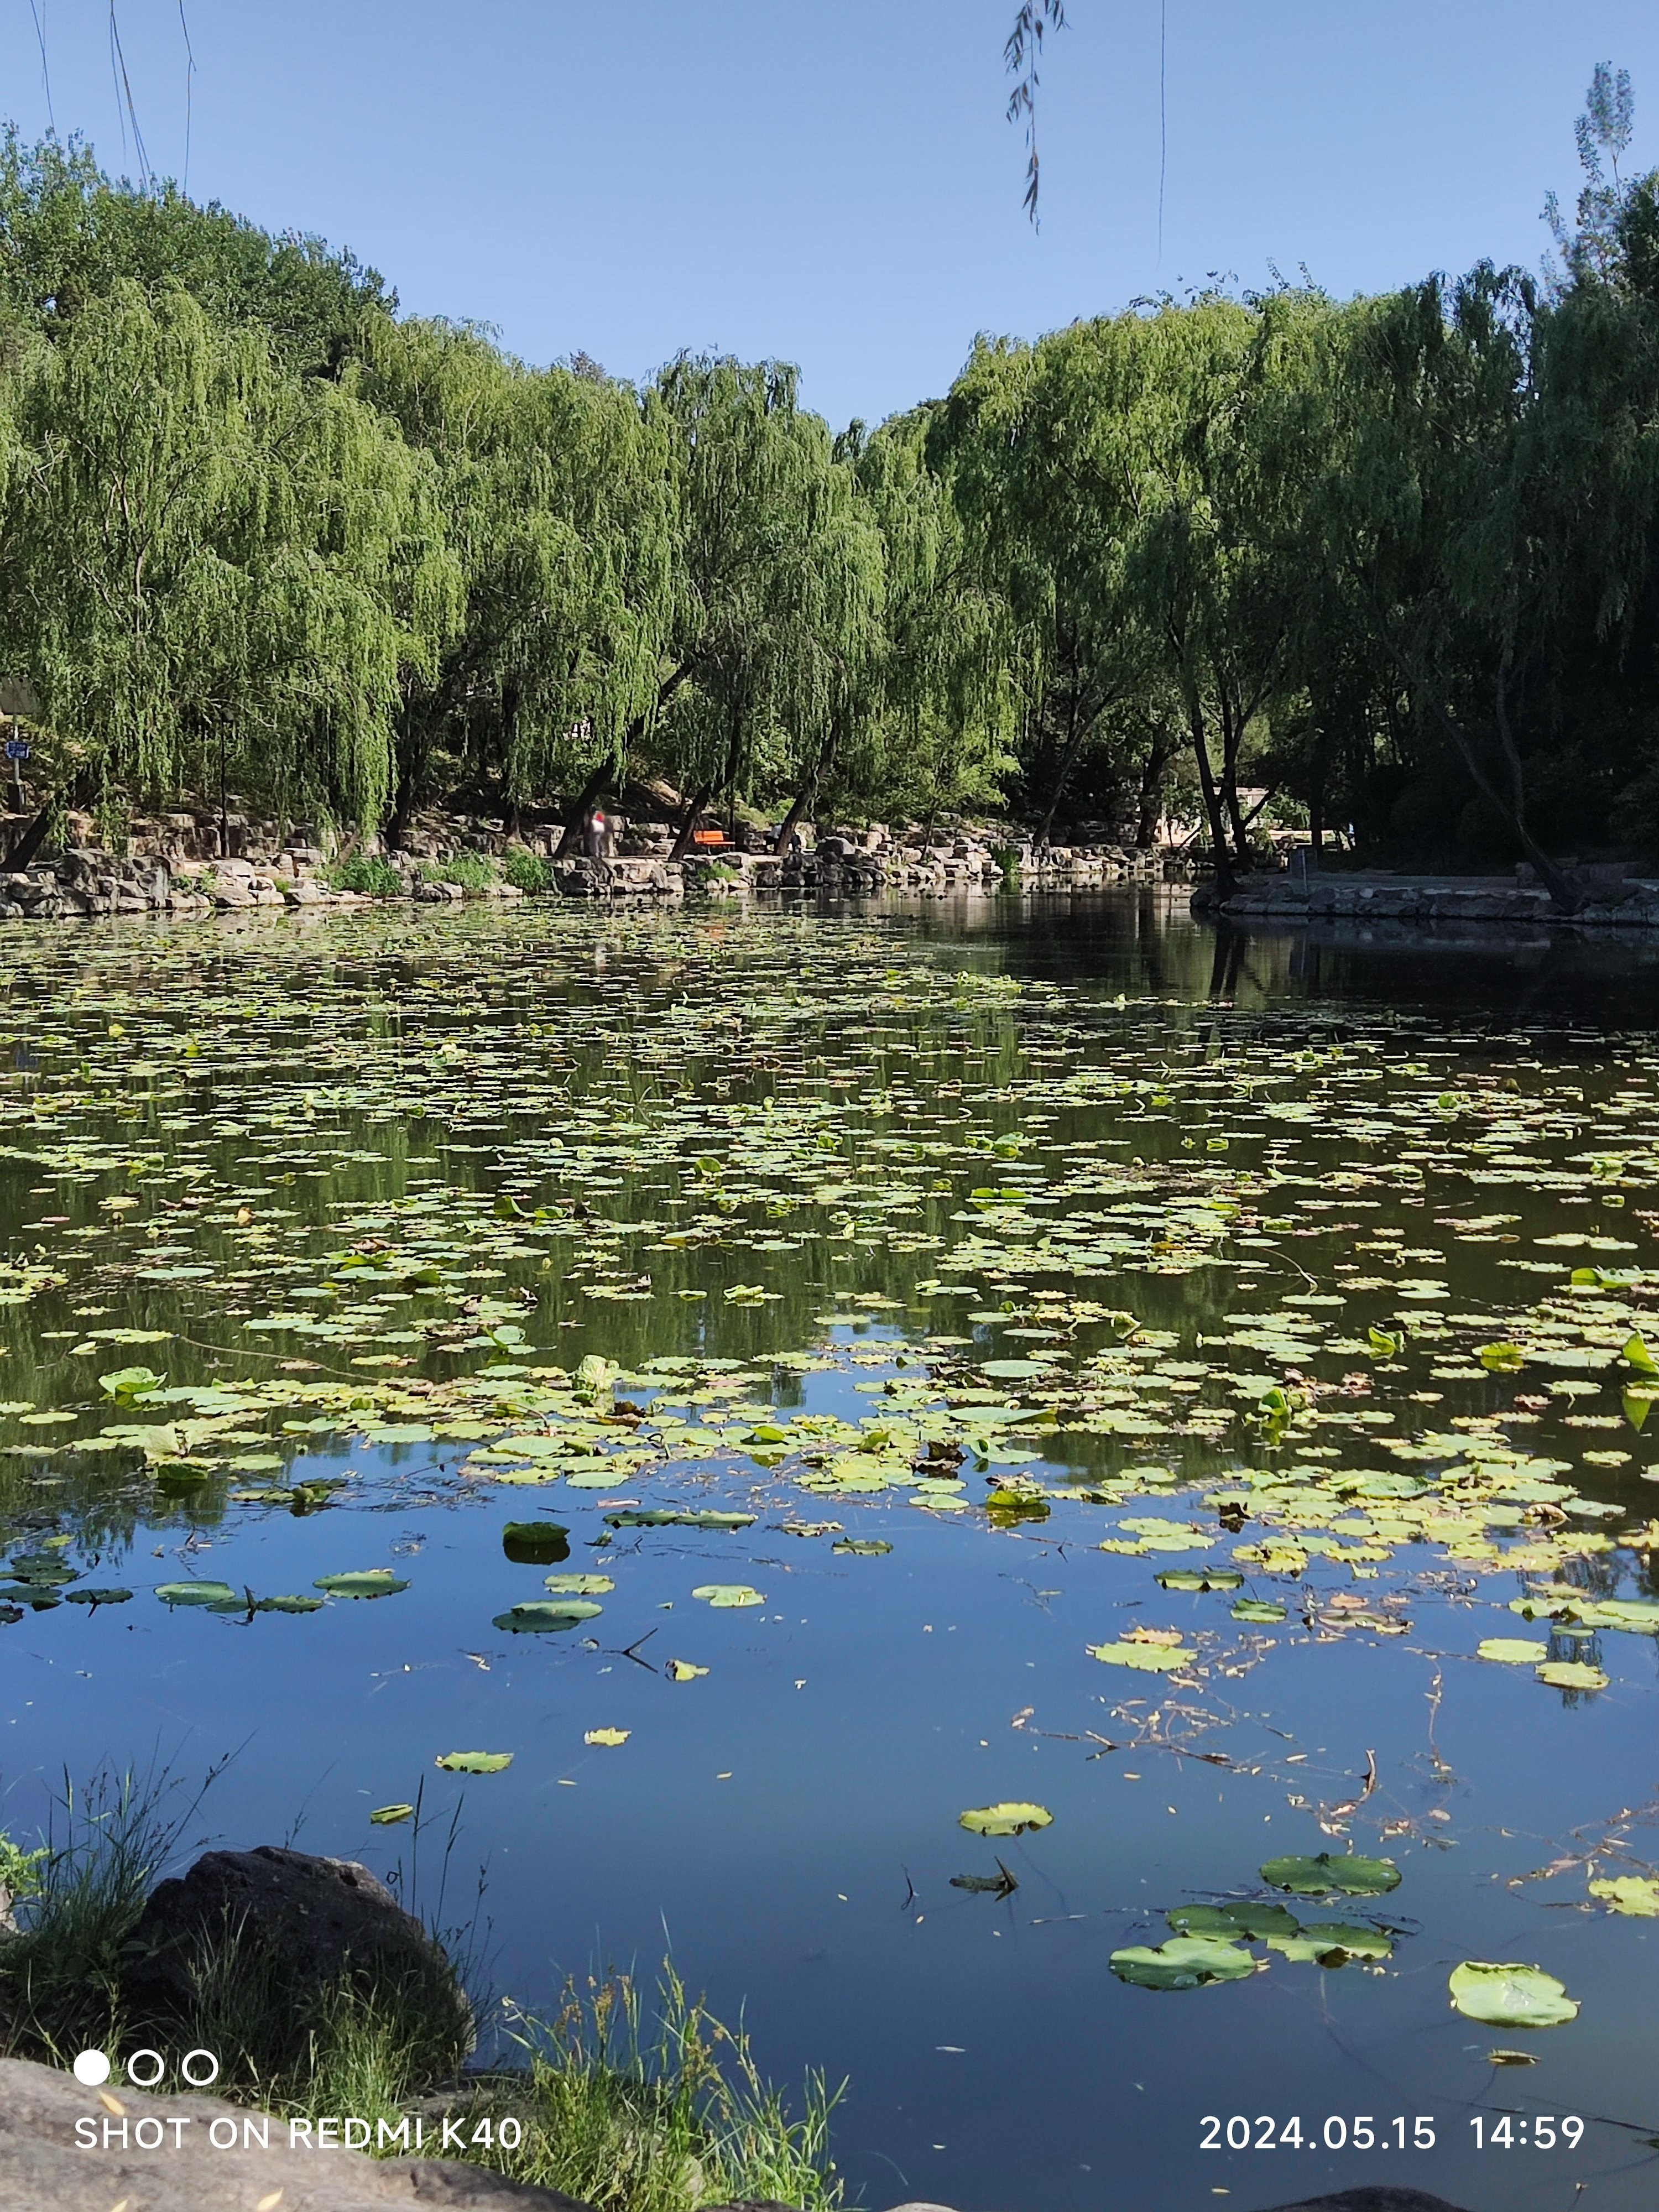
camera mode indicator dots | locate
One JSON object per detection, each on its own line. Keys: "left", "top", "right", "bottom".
{"left": 72, "top": 2049, "right": 111, "bottom": 2086}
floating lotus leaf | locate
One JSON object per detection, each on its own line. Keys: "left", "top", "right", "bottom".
{"left": 1478, "top": 1638, "right": 1548, "bottom": 1663}
{"left": 1166, "top": 1901, "right": 1300, "bottom": 1940}
{"left": 62, "top": 1587, "right": 132, "bottom": 1605}
{"left": 493, "top": 1599, "right": 603, "bottom": 1632}
{"left": 1109, "top": 1936, "right": 1255, "bottom": 1990}
{"left": 584, "top": 1727, "right": 629, "bottom": 1746}
{"left": 607, "top": 1510, "right": 755, "bottom": 1530}
{"left": 155, "top": 1580, "right": 237, "bottom": 1607}
{"left": 1261, "top": 1854, "right": 1401, "bottom": 1897}
{"left": 502, "top": 1521, "right": 570, "bottom": 1564}
{"left": 369, "top": 1803, "right": 416, "bottom": 1825}
{"left": 1231, "top": 1599, "right": 1287, "bottom": 1623}
{"left": 1156, "top": 1568, "right": 1243, "bottom": 1592}
{"left": 435, "top": 1751, "right": 513, "bottom": 1774}
{"left": 1448, "top": 1960, "right": 1579, "bottom": 2028}
{"left": 667, "top": 1660, "right": 709, "bottom": 1682}
{"left": 1588, "top": 1876, "right": 1659, "bottom": 1917}
{"left": 832, "top": 1538, "right": 892, "bottom": 1556}
{"left": 314, "top": 1571, "right": 409, "bottom": 1599}
{"left": 253, "top": 1594, "right": 325, "bottom": 1614}
{"left": 691, "top": 1583, "right": 765, "bottom": 1608}
{"left": 959, "top": 1802, "right": 1052, "bottom": 1837}
{"left": 544, "top": 1573, "right": 614, "bottom": 1595}
{"left": 1087, "top": 1639, "right": 1194, "bottom": 1671}
{"left": 1536, "top": 1660, "right": 1608, "bottom": 1691}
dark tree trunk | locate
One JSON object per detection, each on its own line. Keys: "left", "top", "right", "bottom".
{"left": 774, "top": 719, "right": 842, "bottom": 855}
{"left": 1035, "top": 693, "right": 1088, "bottom": 848}
{"left": 1135, "top": 724, "right": 1177, "bottom": 848}
{"left": 669, "top": 782, "right": 713, "bottom": 864}
{"left": 4, "top": 769, "right": 95, "bottom": 874}
{"left": 1186, "top": 695, "right": 1235, "bottom": 902}
{"left": 554, "top": 758, "right": 615, "bottom": 860}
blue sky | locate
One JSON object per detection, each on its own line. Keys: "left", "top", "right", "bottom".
{"left": 3, "top": 2, "right": 1658, "bottom": 426}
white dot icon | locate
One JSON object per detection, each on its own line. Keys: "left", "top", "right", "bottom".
{"left": 72, "top": 2049, "right": 111, "bottom": 2086}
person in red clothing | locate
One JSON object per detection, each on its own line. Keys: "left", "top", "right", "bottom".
{"left": 585, "top": 805, "right": 609, "bottom": 860}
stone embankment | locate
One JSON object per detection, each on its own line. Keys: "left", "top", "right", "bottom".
{"left": 1215, "top": 867, "right": 1659, "bottom": 930}
{"left": 0, "top": 812, "right": 1192, "bottom": 921}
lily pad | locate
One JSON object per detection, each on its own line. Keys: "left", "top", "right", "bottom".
{"left": 1536, "top": 1659, "right": 1609, "bottom": 1691}
{"left": 155, "top": 1580, "right": 238, "bottom": 1607}
{"left": 1588, "top": 1876, "right": 1659, "bottom": 1917}
{"left": 369, "top": 1803, "right": 416, "bottom": 1825}
{"left": 1109, "top": 1936, "right": 1255, "bottom": 1990}
{"left": 691, "top": 1583, "right": 765, "bottom": 1608}
{"left": 62, "top": 1587, "right": 133, "bottom": 1605}
{"left": 1261, "top": 1854, "right": 1401, "bottom": 1897}
{"left": 584, "top": 1727, "right": 630, "bottom": 1746}
{"left": 1156, "top": 1568, "right": 1243, "bottom": 1592}
{"left": 667, "top": 1660, "right": 709, "bottom": 1682}
{"left": 314, "top": 1571, "right": 410, "bottom": 1599}
{"left": 435, "top": 1751, "right": 513, "bottom": 1775}
{"left": 959, "top": 1801, "right": 1052, "bottom": 1837}
{"left": 1231, "top": 1599, "right": 1287, "bottom": 1623}
{"left": 544, "top": 1573, "right": 614, "bottom": 1595}
{"left": 493, "top": 1600, "right": 604, "bottom": 1632}
{"left": 1087, "top": 1639, "right": 1194, "bottom": 1671}
{"left": 1448, "top": 1960, "right": 1579, "bottom": 2029}
{"left": 1478, "top": 1637, "right": 1548, "bottom": 1663}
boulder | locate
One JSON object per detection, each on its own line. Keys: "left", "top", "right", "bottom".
{"left": 1260, "top": 2193, "right": 1470, "bottom": 2212}
{"left": 0, "top": 2055, "right": 593, "bottom": 2211}
{"left": 123, "top": 1846, "right": 471, "bottom": 2058}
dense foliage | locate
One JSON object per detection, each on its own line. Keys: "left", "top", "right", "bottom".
{"left": 4, "top": 77, "right": 1659, "bottom": 899}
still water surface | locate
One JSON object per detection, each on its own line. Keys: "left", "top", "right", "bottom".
{"left": 4, "top": 890, "right": 1659, "bottom": 2212}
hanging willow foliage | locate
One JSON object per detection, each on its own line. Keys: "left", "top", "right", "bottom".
{"left": 0, "top": 281, "right": 458, "bottom": 827}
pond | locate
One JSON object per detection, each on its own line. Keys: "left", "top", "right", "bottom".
{"left": 4, "top": 888, "right": 1659, "bottom": 2212}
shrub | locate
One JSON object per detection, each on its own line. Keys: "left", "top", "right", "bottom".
{"left": 425, "top": 851, "right": 498, "bottom": 895}
{"left": 503, "top": 848, "right": 554, "bottom": 894}
{"left": 327, "top": 854, "right": 404, "bottom": 899}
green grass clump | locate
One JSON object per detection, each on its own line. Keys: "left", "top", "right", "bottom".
{"left": 421, "top": 851, "right": 498, "bottom": 895}
{"left": 444, "top": 1970, "right": 842, "bottom": 2212}
{"left": 327, "top": 853, "right": 404, "bottom": 898}
{"left": 502, "top": 848, "right": 553, "bottom": 894}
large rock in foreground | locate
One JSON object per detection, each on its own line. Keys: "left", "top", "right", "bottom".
{"left": 0, "top": 2056, "right": 593, "bottom": 2211}
{"left": 124, "top": 1845, "right": 469, "bottom": 2053}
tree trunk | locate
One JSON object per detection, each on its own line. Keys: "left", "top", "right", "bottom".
{"left": 1035, "top": 696, "right": 1088, "bottom": 848}
{"left": 554, "top": 757, "right": 615, "bottom": 861}
{"left": 1186, "top": 695, "right": 1235, "bottom": 902}
{"left": 1308, "top": 733, "right": 1327, "bottom": 862}
{"left": 1135, "top": 725, "right": 1177, "bottom": 848}
{"left": 4, "top": 769, "right": 95, "bottom": 874}
{"left": 669, "top": 782, "right": 713, "bottom": 864}
{"left": 1219, "top": 698, "right": 1251, "bottom": 870}
{"left": 774, "top": 720, "right": 841, "bottom": 855}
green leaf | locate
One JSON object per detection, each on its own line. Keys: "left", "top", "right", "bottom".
{"left": 1536, "top": 1659, "right": 1608, "bottom": 1690}
{"left": 543, "top": 1573, "right": 614, "bottom": 1595}
{"left": 314, "top": 1571, "right": 410, "bottom": 1599}
{"left": 1166, "top": 1901, "right": 1300, "bottom": 1940}
{"left": 1588, "top": 1876, "right": 1659, "bottom": 1917}
{"left": 1260, "top": 1854, "right": 1401, "bottom": 1897}
{"left": 155, "top": 1580, "right": 237, "bottom": 1606}
{"left": 1478, "top": 1637, "right": 1548, "bottom": 1663}
{"left": 1109, "top": 1937, "right": 1255, "bottom": 1990}
{"left": 62, "top": 1587, "right": 132, "bottom": 1605}
{"left": 1087, "top": 1638, "right": 1194, "bottom": 1671}
{"left": 1231, "top": 1598, "right": 1287, "bottom": 1623}
{"left": 1448, "top": 1960, "right": 1579, "bottom": 2028}
{"left": 959, "top": 1801, "right": 1052, "bottom": 1837}
{"left": 1156, "top": 1568, "right": 1243, "bottom": 1592}
{"left": 369, "top": 1803, "right": 416, "bottom": 1825}
{"left": 1623, "top": 1331, "right": 1659, "bottom": 1377}
{"left": 435, "top": 1751, "right": 513, "bottom": 1774}
{"left": 690, "top": 1583, "right": 765, "bottom": 1608}
{"left": 1478, "top": 1342, "right": 1526, "bottom": 1373}
{"left": 493, "top": 1600, "right": 603, "bottom": 1632}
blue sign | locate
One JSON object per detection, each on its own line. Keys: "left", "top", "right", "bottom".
{"left": 4, "top": 740, "right": 29, "bottom": 762}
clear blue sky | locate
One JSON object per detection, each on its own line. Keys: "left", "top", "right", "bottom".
{"left": 3, "top": 2, "right": 1658, "bottom": 427}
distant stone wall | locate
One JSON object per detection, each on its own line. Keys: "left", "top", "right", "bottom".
{"left": 1217, "top": 872, "right": 1659, "bottom": 930}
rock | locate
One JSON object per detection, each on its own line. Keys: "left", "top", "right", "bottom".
{"left": 1259, "top": 2192, "right": 1470, "bottom": 2212}
{"left": 123, "top": 1846, "right": 471, "bottom": 2060}
{"left": 0, "top": 2054, "right": 593, "bottom": 2211}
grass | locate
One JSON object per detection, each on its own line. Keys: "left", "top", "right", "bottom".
{"left": 327, "top": 853, "right": 404, "bottom": 898}
{"left": 502, "top": 847, "right": 553, "bottom": 894}
{"left": 0, "top": 1775, "right": 843, "bottom": 2212}
{"left": 419, "top": 851, "right": 498, "bottom": 895}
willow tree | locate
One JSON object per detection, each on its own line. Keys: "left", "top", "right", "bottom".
{"left": 0, "top": 280, "right": 457, "bottom": 855}
{"left": 652, "top": 357, "right": 884, "bottom": 854}
{"left": 351, "top": 320, "right": 674, "bottom": 843}
{"left": 820, "top": 408, "right": 1019, "bottom": 836}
